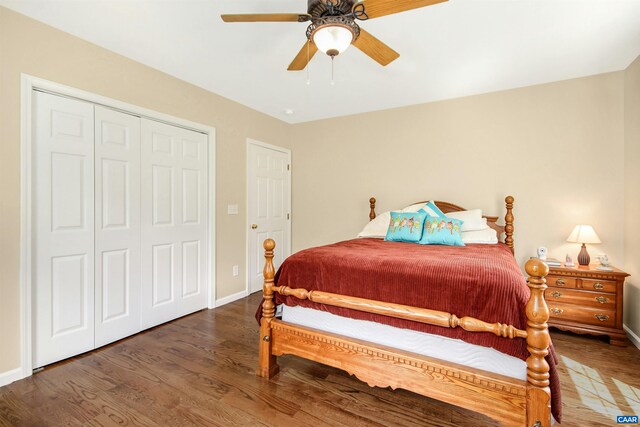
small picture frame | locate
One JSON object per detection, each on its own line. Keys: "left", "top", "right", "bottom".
{"left": 564, "top": 254, "right": 575, "bottom": 268}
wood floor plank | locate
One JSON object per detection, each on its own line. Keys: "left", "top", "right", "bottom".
{"left": 1, "top": 291, "right": 639, "bottom": 426}
{"left": 0, "top": 389, "right": 45, "bottom": 427}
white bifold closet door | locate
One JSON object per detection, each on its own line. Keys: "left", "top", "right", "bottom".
{"left": 140, "top": 119, "right": 208, "bottom": 329}
{"left": 94, "top": 106, "right": 141, "bottom": 347}
{"left": 33, "top": 91, "right": 96, "bottom": 368}
{"left": 33, "top": 91, "right": 209, "bottom": 368}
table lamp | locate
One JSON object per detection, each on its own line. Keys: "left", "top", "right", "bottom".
{"left": 567, "top": 225, "right": 601, "bottom": 266}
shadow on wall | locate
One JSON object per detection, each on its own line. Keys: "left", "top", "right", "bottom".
{"left": 625, "top": 282, "right": 640, "bottom": 328}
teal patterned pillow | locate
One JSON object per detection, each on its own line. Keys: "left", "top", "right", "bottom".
{"left": 385, "top": 211, "right": 426, "bottom": 242}
{"left": 418, "top": 212, "right": 465, "bottom": 246}
{"left": 423, "top": 200, "right": 446, "bottom": 218}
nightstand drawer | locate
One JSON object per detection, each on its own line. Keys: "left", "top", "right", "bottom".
{"left": 545, "top": 288, "right": 616, "bottom": 309}
{"left": 548, "top": 303, "right": 616, "bottom": 328}
{"left": 581, "top": 279, "right": 617, "bottom": 294}
{"left": 546, "top": 275, "right": 576, "bottom": 288}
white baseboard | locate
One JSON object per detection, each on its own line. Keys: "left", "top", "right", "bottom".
{"left": 215, "top": 290, "right": 248, "bottom": 307}
{"left": 624, "top": 324, "right": 640, "bottom": 350}
{"left": 0, "top": 367, "right": 25, "bottom": 388}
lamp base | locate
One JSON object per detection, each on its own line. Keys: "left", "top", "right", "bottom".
{"left": 577, "top": 243, "right": 590, "bottom": 266}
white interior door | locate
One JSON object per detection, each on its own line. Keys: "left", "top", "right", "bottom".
{"left": 140, "top": 118, "right": 208, "bottom": 329}
{"left": 248, "top": 142, "right": 291, "bottom": 294}
{"left": 94, "top": 106, "right": 141, "bottom": 347}
{"left": 33, "top": 91, "right": 96, "bottom": 368}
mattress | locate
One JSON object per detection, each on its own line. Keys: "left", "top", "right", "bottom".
{"left": 270, "top": 239, "right": 534, "bottom": 360}
{"left": 281, "top": 304, "right": 526, "bottom": 380}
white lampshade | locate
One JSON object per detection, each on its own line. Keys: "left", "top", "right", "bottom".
{"left": 312, "top": 25, "right": 353, "bottom": 56}
{"left": 567, "top": 225, "right": 601, "bottom": 244}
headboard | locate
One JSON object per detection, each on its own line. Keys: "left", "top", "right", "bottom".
{"left": 368, "top": 196, "right": 515, "bottom": 254}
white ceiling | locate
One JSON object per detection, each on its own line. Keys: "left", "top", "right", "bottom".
{"left": 3, "top": 0, "right": 640, "bottom": 123}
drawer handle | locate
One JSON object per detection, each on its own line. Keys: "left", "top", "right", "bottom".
{"left": 555, "top": 279, "right": 566, "bottom": 287}
{"left": 550, "top": 308, "right": 563, "bottom": 315}
{"left": 551, "top": 291, "right": 562, "bottom": 298}
{"left": 593, "top": 283, "right": 604, "bottom": 290}
{"left": 595, "top": 296, "right": 609, "bottom": 304}
{"left": 594, "top": 314, "right": 609, "bottom": 322}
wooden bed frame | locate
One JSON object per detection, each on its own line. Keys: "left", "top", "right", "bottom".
{"left": 258, "top": 196, "right": 552, "bottom": 427}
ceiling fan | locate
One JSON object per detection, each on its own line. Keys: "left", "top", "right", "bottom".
{"left": 221, "top": 0, "right": 448, "bottom": 71}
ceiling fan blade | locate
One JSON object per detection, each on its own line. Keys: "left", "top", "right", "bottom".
{"left": 352, "top": 29, "right": 399, "bottom": 66}
{"left": 354, "top": 0, "right": 447, "bottom": 19}
{"left": 221, "top": 13, "right": 311, "bottom": 23}
{"left": 288, "top": 41, "right": 318, "bottom": 71}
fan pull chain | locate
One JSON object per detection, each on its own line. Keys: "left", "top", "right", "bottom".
{"left": 306, "top": 39, "right": 311, "bottom": 85}
{"left": 331, "top": 56, "right": 335, "bottom": 86}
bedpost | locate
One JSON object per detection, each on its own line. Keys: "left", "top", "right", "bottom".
{"left": 258, "top": 238, "right": 279, "bottom": 379}
{"left": 524, "top": 259, "right": 551, "bottom": 427}
{"left": 505, "top": 196, "right": 515, "bottom": 254}
{"left": 369, "top": 197, "right": 376, "bottom": 221}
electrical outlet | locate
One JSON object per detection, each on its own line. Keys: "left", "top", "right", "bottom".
{"left": 232, "top": 265, "right": 239, "bottom": 277}
{"left": 227, "top": 204, "right": 238, "bottom": 215}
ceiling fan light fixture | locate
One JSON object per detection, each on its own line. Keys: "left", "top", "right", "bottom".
{"left": 312, "top": 24, "right": 354, "bottom": 56}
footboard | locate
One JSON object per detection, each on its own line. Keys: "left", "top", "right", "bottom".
{"left": 257, "top": 242, "right": 551, "bottom": 427}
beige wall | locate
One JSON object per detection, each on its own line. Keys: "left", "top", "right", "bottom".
{"left": 291, "top": 72, "right": 625, "bottom": 278}
{"left": 624, "top": 55, "right": 640, "bottom": 338}
{"left": 0, "top": 7, "right": 290, "bottom": 373}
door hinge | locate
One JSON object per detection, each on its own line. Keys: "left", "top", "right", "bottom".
{"left": 287, "top": 213, "right": 290, "bottom": 220}
{"left": 287, "top": 164, "right": 290, "bottom": 171}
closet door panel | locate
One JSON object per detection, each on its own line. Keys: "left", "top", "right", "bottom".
{"left": 178, "top": 131, "right": 208, "bottom": 316}
{"left": 94, "top": 106, "right": 141, "bottom": 347}
{"left": 33, "top": 91, "right": 95, "bottom": 368}
{"left": 141, "top": 119, "right": 208, "bottom": 329}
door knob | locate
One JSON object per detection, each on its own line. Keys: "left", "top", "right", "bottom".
{"left": 251, "top": 224, "right": 258, "bottom": 229}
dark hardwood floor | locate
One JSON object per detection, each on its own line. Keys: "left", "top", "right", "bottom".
{"left": 1, "top": 292, "right": 639, "bottom": 426}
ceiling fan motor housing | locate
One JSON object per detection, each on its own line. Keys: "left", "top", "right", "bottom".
{"left": 308, "top": 0, "right": 358, "bottom": 18}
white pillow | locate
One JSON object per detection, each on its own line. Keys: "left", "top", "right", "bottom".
{"left": 357, "top": 211, "right": 390, "bottom": 238}
{"left": 401, "top": 202, "right": 425, "bottom": 212}
{"left": 461, "top": 227, "right": 498, "bottom": 244}
{"left": 445, "top": 209, "right": 488, "bottom": 232}
{"left": 402, "top": 200, "right": 443, "bottom": 217}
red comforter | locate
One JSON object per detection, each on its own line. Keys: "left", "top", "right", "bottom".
{"left": 258, "top": 238, "right": 561, "bottom": 421}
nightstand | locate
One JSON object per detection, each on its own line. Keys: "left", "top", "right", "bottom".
{"left": 544, "top": 264, "right": 630, "bottom": 346}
